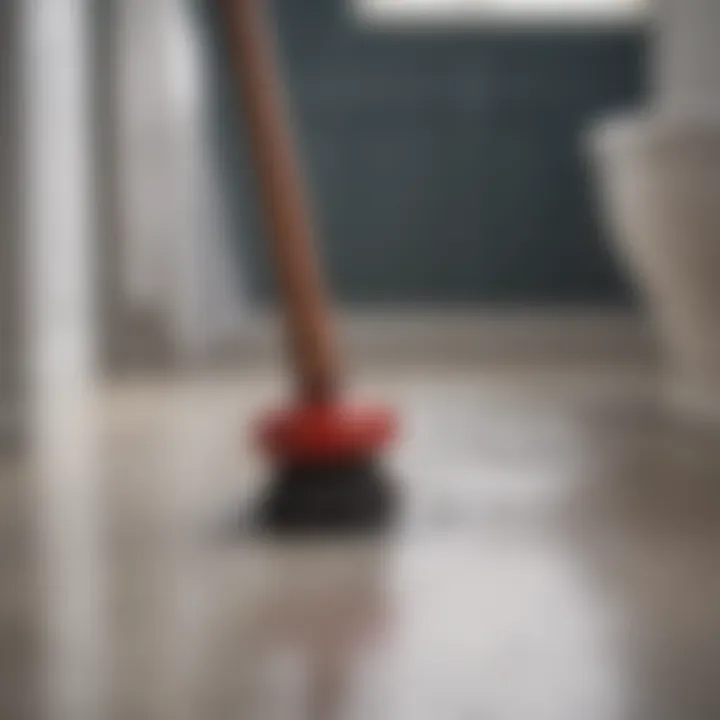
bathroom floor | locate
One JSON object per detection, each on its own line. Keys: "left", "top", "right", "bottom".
{"left": 3, "top": 362, "right": 720, "bottom": 720}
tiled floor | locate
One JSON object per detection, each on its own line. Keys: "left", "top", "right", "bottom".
{"left": 2, "top": 362, "right": 720, "bottom": 719}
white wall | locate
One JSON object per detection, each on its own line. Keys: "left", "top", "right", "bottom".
{"left": 114, "top": 0, "right": 245, "bottom": 362}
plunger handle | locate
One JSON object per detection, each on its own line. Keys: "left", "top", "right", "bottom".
{"left": 216, "top": 0, "right": 339, "bottom": 403}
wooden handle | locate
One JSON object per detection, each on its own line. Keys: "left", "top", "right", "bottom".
{"left": 216, "top": 0, "right": 339, "bottom": 402}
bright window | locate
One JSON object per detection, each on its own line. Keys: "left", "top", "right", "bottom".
{"left": 355, "top": 0, "right": 646, "bottom": 25}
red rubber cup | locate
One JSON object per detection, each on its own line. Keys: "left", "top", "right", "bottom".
{"left": 256, "top": 403, "right": 397, "bottom": 463}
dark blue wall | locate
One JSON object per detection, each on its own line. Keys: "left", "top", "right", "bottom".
{"left": 206, "top": 0, "right": 646, "bottom": 305}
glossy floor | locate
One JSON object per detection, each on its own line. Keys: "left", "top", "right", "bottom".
{"left": 2, "top": 363, "right": 720, "bottom": 719}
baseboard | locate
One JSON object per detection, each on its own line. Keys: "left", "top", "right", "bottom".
{"left": 229, "top": 308, "right": 654, "bottom": 368}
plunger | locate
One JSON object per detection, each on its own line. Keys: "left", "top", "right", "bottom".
{"left": 215, "top": 0, "right": 397, "bottom": 532}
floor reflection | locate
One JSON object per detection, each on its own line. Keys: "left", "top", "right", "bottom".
{"left": 33, "top": 385, "right": 106, "bottom": 720}
{"left": 2, "top": 367, "right": 720, "bottom": 719}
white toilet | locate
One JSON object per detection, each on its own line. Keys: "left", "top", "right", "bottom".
{"left": 590, "top": 0, "right": 720, "bottom": 421}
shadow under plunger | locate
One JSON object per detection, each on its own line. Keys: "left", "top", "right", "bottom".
{"left": 215, "top": 0, "right": 398, "bottom": 533}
